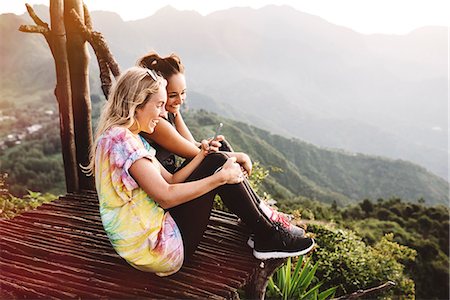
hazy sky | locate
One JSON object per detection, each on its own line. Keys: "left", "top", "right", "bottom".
{"left": 1, "top": 0, "right": 449, "bottom": 34}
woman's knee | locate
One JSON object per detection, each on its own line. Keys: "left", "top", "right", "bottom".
{"left": 185, "top": 152, "right": 228, "bottom": 181}
{"left": 203, "top": 152, "right": 229, "bottom": 167}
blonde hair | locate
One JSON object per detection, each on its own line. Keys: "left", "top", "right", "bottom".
{"left": 84, "top": 66, "right": 165, "bottom": 175}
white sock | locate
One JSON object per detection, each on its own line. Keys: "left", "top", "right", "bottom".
{"left": 259, "top": 201, "right": 274, "bottom": 219}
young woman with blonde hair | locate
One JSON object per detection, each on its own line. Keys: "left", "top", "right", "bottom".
{"left": 89, "top": 66, "right": 314, "bottom": 277}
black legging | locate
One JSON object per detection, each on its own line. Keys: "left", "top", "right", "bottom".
{"left": 168, "top": 153, "right": 272, "bottom": 260}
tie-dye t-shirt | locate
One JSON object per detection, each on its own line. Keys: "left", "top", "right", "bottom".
{"left": 95, "top": 126, "right": 184, "bottom": 276}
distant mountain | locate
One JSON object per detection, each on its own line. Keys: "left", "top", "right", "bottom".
{"left": 185, "top": 110, "right": 449, "bottom": 206}
{"left": 0, "top": 5, "right": 447, "bottom": 180}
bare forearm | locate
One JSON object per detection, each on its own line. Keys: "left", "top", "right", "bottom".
{"left": 131, "top": 155, "right": 242, "bottom": 210}
{"left": 174, "top": 113, "right": 196, "bottom": 144}
{"left": 170, "top": 152, "right": 205, "bottom": 183}
{"left": 159, "top": 173, "right": 226, "bottom": 208}
{"left": 151, "top": 119, "right": 200, "bottom": 158}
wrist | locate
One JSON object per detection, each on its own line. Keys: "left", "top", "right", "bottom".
{"left": 214, "top": 169, "right": 227, "bottom": 185}
{"left": 196, "top": 148, "right": 207, "bottom": 159}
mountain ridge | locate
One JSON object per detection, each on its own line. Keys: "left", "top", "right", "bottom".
{"left": 0, "top": 4, "right": 447, "bottom": 180}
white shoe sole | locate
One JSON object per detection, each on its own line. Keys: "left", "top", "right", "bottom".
{"left": 252, "top": 239, "right": 315, "bottom": 260}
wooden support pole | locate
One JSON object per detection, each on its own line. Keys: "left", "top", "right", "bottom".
{"left": 64, "top": 0, "right": 95, "bottom": 191}
{"left": 246, "top": 258, "right": 286, "bottom": 299}
{"left": 20, "top": 2, "right": 79, "bottom": 193}
{"left": 50, "top": 0, "right": 78, "bottom": 192}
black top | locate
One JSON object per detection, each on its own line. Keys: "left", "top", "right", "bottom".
{"left": 139, "top": 112, "right": 178, "bottom": 173}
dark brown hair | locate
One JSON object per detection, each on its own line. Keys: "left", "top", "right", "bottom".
{"left": 137, "top": 51, "right": 185, "bottom": 79}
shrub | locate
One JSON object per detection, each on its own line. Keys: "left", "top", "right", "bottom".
{"left": 0, "top": 190, "right": 56, "bottom": 219}
{"left": 310, "top": 224, "right": 415, "bottom": 298}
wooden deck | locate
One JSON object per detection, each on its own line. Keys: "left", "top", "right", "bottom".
{"left": 0, "top": 192, "right": 275, "bottom": 299}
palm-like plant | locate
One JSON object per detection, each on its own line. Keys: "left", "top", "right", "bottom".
{"left": 267, "top": 256, "right": 336, "bottom": 300}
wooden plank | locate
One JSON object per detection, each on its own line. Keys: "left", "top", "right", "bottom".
{"left": 0, "top": 193, "right": 267, "bottom": 299}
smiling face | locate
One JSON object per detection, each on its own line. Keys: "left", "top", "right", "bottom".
{"left": 166, "top": 73, "right": 187, "bottom": 114}
{"left": 135, "top": 86, "right": 167, "bottom": 134}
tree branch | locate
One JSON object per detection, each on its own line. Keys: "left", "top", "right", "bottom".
{"left": 25, "top": 3, "right": 50, "bottom": 30}
{"left": 83, "top": 3, "right": 93, "bottom": 31}
{"left": 20, "top": 4, "right": 53, "bottom": 54}
{"left": 70, "top": 8, "right": 121, "bottom": 98}
{"left": 332, "top": 281, "right": 396, "bottom": 300}
{"left": 19, "top": 24, "right": 49, "bottom": 35}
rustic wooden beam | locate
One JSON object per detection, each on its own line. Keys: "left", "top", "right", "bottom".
{"left": 245, "top": 258, "right": 286, "bottom": 299}
{"left": 50, "top": 0, "right": 79, "bottom": 192}
{"left": 64, "top": 0, "right": 95, "bottom": 191}
{"left": 19, "top": 2, "right": 79, "bottom": 192}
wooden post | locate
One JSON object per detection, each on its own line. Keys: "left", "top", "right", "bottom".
{"left": 50, "top": 0, "right": 78, "bottom": 192}
{"left": 246, "top": 258, "right": 286, "bottom": 299}
{"left": 64, "top": 0, "right": 94, "bottom": 191}
{"left": 20, "top": 2, "right": 79, "bottom": 193}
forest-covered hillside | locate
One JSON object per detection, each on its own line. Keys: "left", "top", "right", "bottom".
{"left": 1, "top": 102, "right": 448, "bottom": 207}
{"left": 184, "top": 110, "right": 449, "bottom": 206}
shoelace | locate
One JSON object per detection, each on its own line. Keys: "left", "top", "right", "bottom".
{"left": 269, "top": 210, "right": 292, "bottom": 229}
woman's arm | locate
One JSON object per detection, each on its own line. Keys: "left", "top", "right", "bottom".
{"left": 223, "top": 152, "right": 252, "bottom": 176}
{"left": 150, "top": 118, "right": 200, "bottom": 158}
{"left": 160, "top": 140, "right": 212, "bottom": 184}
{"left": 129, "top": 155, "right": 243, "bottom": 209}
{"left": 151, "top": 117, "right": 252, "bottom": 174}
{"left": 173, "top": 113, "right": 199, "bottom": 146}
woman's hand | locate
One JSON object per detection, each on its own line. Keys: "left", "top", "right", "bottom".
{"left": 208, "top": 134, "right": 224, "bottom": 153}
{"left": 198, "top": 135, "right": 223, "bottom": 156}
{"left": 199, "top": 139, "right": 222, "bottom": 156}
{"left": 234, "top": 152, "right": 252, "bottom": 177}
{"left": 219, "top": 157, "right": 245, "bottom": 184}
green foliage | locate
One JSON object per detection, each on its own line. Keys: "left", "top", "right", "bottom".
{"left": 288, "top": 197, "right": 449, "bottom": 299}
{"left": 247, "top": 161, "right": 269, "bottom": 195}
{"left": 1, "top": 121, "right": 65, "bottom": 196}
{"left": 0, "top": 190, "right": 57, "bottom": 219}
{"left": 341, "top": 198, "right": 450, "bottom": 299}
{"left": 1, "top": 147, "right": 65, "bottom": 196}
{"left": 310, "top": 224, "right": 416, "bottom": 298}
{"left": 277, "top": 197, "right": 342, "bottom": 223}
{"left": 267, "top": 256, "right": 337, "bottom": 300}
{"left": 0, "top": 173, "right": 9, "bottom": 197}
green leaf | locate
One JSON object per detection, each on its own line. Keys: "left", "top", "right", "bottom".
{"left": 318, "top": 286, "right": 337, "bottom": 300}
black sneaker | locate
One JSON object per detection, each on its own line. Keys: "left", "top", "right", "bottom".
{"left": 253, "top": 223, "right": 315, "bottom": 260}
{"left": 247, "top": 225, "right": 305, "bottom": 248}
